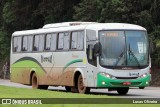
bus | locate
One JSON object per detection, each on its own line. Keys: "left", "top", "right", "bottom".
{"left": 10, "top": 22, "right": 151, "bottom": 95}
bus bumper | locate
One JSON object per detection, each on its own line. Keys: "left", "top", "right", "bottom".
{"left": 97, "top": 73, "right": 151, "bottom": 88}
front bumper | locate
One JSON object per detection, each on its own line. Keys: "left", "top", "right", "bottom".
{"left": 97, "top": 73, "right": 151, "bottom": 87}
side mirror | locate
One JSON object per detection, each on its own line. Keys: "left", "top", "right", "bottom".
{"left": 94, "top": 42, "right": 101, "bottom": 56}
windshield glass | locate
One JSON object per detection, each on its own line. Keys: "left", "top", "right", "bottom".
{"left": 99, "top": 30, "right": 149, "bottom": 69}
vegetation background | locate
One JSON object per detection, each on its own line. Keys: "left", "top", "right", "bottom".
{"left": 0, "top": 0, "right": 160, "bottom": 85}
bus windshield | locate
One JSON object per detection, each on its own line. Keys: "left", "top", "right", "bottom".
{"left": 99, "top": 30, "right": 149, "bottom": 69}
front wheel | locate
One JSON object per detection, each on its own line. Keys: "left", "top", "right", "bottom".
{"left": 139, "top": 87, "right": 145, "bottom": 89}
{"left": 117, "top": 87, "right": 129, "bottom": 95}
{"left": 77, "top": 74, "right": 90, "bottom": 94}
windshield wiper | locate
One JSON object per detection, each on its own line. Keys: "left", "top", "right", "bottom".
{"left": 114, "top": 47, "right": 125, "bottom": 68}
{"left": 128, "top": 44, "right": 141, "bottom": 68}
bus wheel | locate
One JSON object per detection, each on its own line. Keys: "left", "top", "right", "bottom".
{"left": 32, "top": 73, "right": 48, "bottom": 90}
{"left": 65, "top": 86, "right": 71, "bottom": 92}
{"left": 32, "top": 73, "right": 39, "bottom": 89}
{"left": 77, "top": 74, "right": 90, "bottom": 94}
{"left": 139, "top": 87, "right": 145, "bottom": 89}
{"left": 117, "top": 87, "right": 129, "bottom": 95}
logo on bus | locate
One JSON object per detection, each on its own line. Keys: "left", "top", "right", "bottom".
{"left": 129, "top": 72, "right": 139, "bottom": 77}
{"left": 41, "top": 55, "right": 52, "bottom": 63}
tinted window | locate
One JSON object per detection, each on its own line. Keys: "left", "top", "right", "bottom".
{"left": 39, "top": 35, "right": 44, "bottom": 51}
{"left": 13, "top": 36, "right": 22, "bottom": 52}
{"left": 46, "top": 34, "right": 52, "bottom": 50}
{"left": 71, "top": 31, "right": 84, "bottom": 50}
{"left": 28, "top": 36, "right": 33, "bottom": 52}
{"left": 51, "top": 34, "right": 57, "bottom": 51}
{"left": 22, "top": 36, "right": 28, "bottom": 51}
{"left": 46, "top": 33, "right": 57, "bottom": 51}
{"left": 33, "top": 35, "right": 39, "bottom": 51}
{"left": 58, "top": 33, "right": 64, "bottom": 49}
{"left": 64, "top": 32, "right": 70, "bottom": 50}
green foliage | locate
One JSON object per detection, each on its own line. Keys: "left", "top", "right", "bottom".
{"left": 149, "top": 26, "right": 160, "bottom": 66}
{"left": 0, "top": 30, "right": 10, "bottom": 62}
{"left": 73, "top": 0, "right": 100, "bottom": 21}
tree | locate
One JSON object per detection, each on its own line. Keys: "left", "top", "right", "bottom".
{"left": 73, "top": 0, "right": 100, "bottom": 21}
{"left": 151, "top": 0, "right": 160, "bottom": 25}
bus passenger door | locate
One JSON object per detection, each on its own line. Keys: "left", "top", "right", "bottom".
{"left": 86, "top": 44, "right": 97, "bottom": 87}
{"left": 86, "top": 29, "right": 98, "bottom": 87}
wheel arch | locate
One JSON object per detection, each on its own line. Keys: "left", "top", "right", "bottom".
{"left": 73, "top": 68, "right": 86, "bottom": 87}
{"left": 30, "top": 70, "right": 36, "bottom": 85}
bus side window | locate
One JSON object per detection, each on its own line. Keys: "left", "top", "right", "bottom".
{"left": 77, "top": 31, "right": 84, "bottom": 50}
{"left": 28, "top": 36, "right": 33, "bottom": 52}
{"left": 45, "top": 34, "right": 52, "bottom": 51}
{"left": 13, "top": 36, "right": 22, "bottom": 52}
{"left": 22, "top": 36, "right": 28, "bottom": 52}
{"left": 58, "top": 33, "right": 64, "bottom": 50}
{"left": 63, "top": 32, "right": 70, "bottom": 50}
{"left": 51, "top": 33, "right": 57, "bottom": 51}
{"left": 33, "top": 35, "right": 39, "bottom": 51}
{"left": 71, "top": 32, "right": 78, "bottom": 49}
{"left": 71, "top": 31, "right": 84, "bottom": 50}
{"left": 17, "top": 37, "right": 22, "bottom": 52}
{"left": 39, "top": 35, "right": 45, "bottom": 52}
{"left": 13, "top": 37, "right": 18, "bottom": 52}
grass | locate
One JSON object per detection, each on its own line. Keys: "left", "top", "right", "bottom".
{"left": 0, "top": 85, "right": 110, "bottom": 98}
{"left": 0, "top": 85, "right": 159, "bottom": 107}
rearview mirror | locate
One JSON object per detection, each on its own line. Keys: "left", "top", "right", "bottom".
{"left": 94, "top": 42, "right": 101, "bottom": 56}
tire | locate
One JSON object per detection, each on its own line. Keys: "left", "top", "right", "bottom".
{"left": 65, "top": 86, "right": 71, "bottom": 92}
{"left": 77, "top": 74, "right": 90, "bottom": 94}
{"left": 117, "top": 87, "right": 129, "bottom": 95}
{"left": 139, "top": 87, "right": 145, "bottom": 89}
{"left": 32, "top": 73, "right": 48, "bottom": 90}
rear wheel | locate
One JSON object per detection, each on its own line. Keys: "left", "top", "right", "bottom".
{"left": 77, "top": 74, "right": 90, "bottom": 94}
{"left": 32, "top": 73, "right": 48, "bottom": 90}
{"left": 117, "top": 87, "right": 129, "bottom": 95}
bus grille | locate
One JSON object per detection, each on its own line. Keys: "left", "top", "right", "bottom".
{"left": 115, "top": 77, "right": 138, "bottom": 79}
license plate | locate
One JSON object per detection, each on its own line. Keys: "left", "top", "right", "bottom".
{"left": 123, "top": 82, "right": 131, "bottom": 85}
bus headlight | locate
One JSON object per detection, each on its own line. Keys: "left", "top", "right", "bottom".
{"left": 139, "top": 73, "right": 147, "bottom": 78}
{"left": 100, "top": 72, "right": 113, "bottom": 79}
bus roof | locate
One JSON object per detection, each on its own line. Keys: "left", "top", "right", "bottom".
{"left": 86, "top": 23, "right": 146, "bottom": 31}
{"left": 42, "top": 22, "right": 96, "bottom": 28}
{"left": 12, "top": 22, "right": 146, "bottom": 36}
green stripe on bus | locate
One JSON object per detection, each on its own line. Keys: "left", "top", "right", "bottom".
{"left": 11, "top": 60, "right": 46, "bottom": 75}
{"left": 63, "top": 59, "right": 83, "bottom": 71}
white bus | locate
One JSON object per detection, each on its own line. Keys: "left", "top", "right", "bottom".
{"left": 10, "top": 22, "right": 151, "bottom": 95}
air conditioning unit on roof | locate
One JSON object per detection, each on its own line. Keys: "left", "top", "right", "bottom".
{"left": 42, "top": 22, "right": 97, "bottom": 29}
